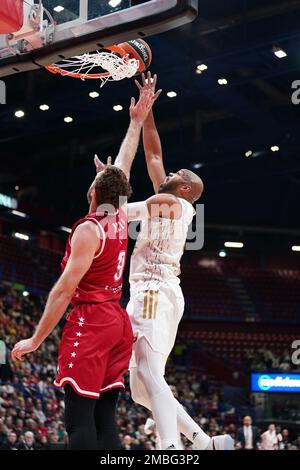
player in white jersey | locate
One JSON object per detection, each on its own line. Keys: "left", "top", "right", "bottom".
{"left": 126, "top": 73, "right": 234, "bottom": 451}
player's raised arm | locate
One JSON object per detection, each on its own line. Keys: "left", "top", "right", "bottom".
{"left": 114, "top": 89, "right": 155, "bottom": 179}
{"left": 11, "top": 222, "right": 100, "bottom": 361}
{"left": 128, "top": 193, "right": 182, "bottom": 221}
{"left": 135, "top": 72, "right": 165, "bottom": 193}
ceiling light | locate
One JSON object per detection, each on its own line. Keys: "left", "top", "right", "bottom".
{"left": 15, "top": 185, "right": 19, "bottom": 191}
{"left": 218, "top": 78, "right": 228, "bottom": 85}
{"left": 292, "top": 246, "right": 300, "bottom": 252}
{"left": 197, "top": 64, "right": 208, "bottom": 72}
{"left": 14, "top": 232, "right": 29, "bottom": 241}
{"left": 167, "top": 91, "right": 177, "bottom": 98}
{"left": 245, "top": 150, "right": 253, "bottom": 158}
{"left": 89, "top": 91, "right": 99, "bottom": 98}
{"left": 224, "top": 242, "right": 244, "bottom": 249}
{"left": 219, "top": 250, "right": 227, "bottom": 258}
{"left": 53, "top": 6, "right": 64, "bottom": 13}
{"left": 109, "top": 0, "right": 122, "bottom": 7}
{"left": 113, "top": 105, "right": 123, "bottom": 112}
{"left": 271, "top": 145, "right": 279, "bottom": 152}
{"left": 193, "top": 163, "right": 203, "bottom": 169}
{"left": 23, "top": 291, "right": 29, "bottom": 297}
{"left": 15, "top": 110, "right": 25, "bottom": 118}
{"left": 64, "top": 116, "right": 73, "bottom": 123}
{"left": 60, "top": 226, "right": 72, "bottom": 233}
{"left": 11, "top": 210, "right": 26, "bottom": 218}
{"left": 39, "top": 104, "right": 49, "bottom": 111}
{"left": 273, "top": 47, "right": 287, "bottom": 59}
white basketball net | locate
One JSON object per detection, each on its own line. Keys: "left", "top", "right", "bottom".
{"left": 49, "top": 51, "right": 140, "bottom": 86}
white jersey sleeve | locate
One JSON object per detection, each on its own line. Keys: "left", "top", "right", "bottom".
{"left": 178, "top": 198, "right": 195, "bottom": 225}
{"left": 127, "top": 201, "right": 149, "bottom": 222}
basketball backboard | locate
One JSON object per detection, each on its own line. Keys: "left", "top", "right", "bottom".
{"left": 0, "top": 0, "right": 198, "bottom": 78}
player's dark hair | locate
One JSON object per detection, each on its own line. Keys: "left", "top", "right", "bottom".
{"left": 94, "top": 166, "right": 132, "bottom": 209}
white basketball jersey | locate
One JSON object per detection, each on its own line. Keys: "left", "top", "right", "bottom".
{"left": 129, "top": 198, "right": 194, "bottom": 290}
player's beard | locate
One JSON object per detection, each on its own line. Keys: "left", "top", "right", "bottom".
{"left": 158, "top": 180, "right": 181, "bottom": 194}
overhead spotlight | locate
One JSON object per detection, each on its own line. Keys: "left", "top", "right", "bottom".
{"left": 219, "top": 250, "right": 227, "bottom": 258}
{"left": 60, "top": 226, "right": 72, "bottom": 233}
{"left": 15, "top": 110, "right": 25, "bottom": 118}
{"left": 224, "top": 242, "right": 244, "bottom": 249}
{"left": 64, "top": 116, "right": 73, "bottom": 123}
{"left": 167, "top": 91, "right": 177, "bottom": 98}
{"left": 271, "top": 145, "right": 280, "bottom": 152}
{"left": 113, "top": 105, "right": 123, "bottom": 111}
{"left": 292, "top": 245, "right": 300, "bottom": 252}
{"left": 89, "top": 91, "right": 99, "bottom": 99}
{"left": 218, "top": 78, "right": 228, "bottom": 86}
{"left": 15, "top": 185, "right": 19, "bottom": 191}
{"left": 197, "top": 64, "right": 208, "bottom": 72}
{"left": 273, "top": 47, "right": 287, "bottom": 59}
{"left": 23, "top": 291, "right": 29, "bottom": 297}
{"left": 11, "top": 210, "right": 26, "bottom": 218}
{"left": 14, "top": 232, "right": 29, "bottom": 241}
{"left": 245, "top": 150, "right": 253, "bottom": 158}
{"left": 145, "top": 77, "right": 154, "bottom": 84}
{"left": 193, "top": 163, "right": 203, "bottom": 169}
{"left": 39, "top": 104, "right": 49, "bottom": 111}
{"left": 53, "top": 6, "right": 64, "bottom": 13}
{"left": 109, "top": 0, "right": 122, "bottom": 7}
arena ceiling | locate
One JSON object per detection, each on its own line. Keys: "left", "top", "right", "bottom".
{"left": 1, "top": 0, "right": 300, "bottom": 231}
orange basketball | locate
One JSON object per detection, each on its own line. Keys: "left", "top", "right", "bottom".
{"left": 117, "top": 39, "right": 152, "bottom": 73}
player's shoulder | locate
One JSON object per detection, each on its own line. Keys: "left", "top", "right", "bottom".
{"left": 177, "top": 197, "right": 195, "bottom": 223}
{"left": 73, "top": 220, "right": 100, "bottom": 239}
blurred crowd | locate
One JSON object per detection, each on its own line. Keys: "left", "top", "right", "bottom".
{"left": 0, "top": 283, "right": 299, "bottom": 451}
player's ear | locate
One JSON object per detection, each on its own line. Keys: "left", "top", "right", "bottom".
{"left": 181, "top": 184, "right": 191, "bottom": 193}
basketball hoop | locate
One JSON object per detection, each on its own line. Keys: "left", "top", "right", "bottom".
{"left": 45, "top": 45, "right": 140, "bottom": 87}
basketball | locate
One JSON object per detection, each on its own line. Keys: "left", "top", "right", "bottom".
{"left": 117, "top": 39, "right": 152, "bottom": 73}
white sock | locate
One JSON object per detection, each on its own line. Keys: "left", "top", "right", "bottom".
{"left": 151, "top": 388, "right": 178, "bottom": 450}
{"left": 176, "top": 403, "right": 211, "bottom": 450}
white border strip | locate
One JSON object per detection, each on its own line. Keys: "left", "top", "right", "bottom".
{"left": 88, "top": 218, "right": 106, "bottom": 259}
{"left": 54, "top": 377, "right": 99, "bottom": 398}
{"left": 100, "top": 381, "right": 124, "bottom": 392}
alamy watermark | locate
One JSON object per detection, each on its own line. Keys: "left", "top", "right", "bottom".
{"left": 0, "top": 80, "right": 6, "bottom": 104}
{"left": 291, "top": 340, "right": 300, "bottom": 365}
{"left": 94, "top": 198, "right": 205, "bottom": 251}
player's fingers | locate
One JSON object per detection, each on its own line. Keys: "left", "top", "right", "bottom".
{"left": 153, "top": 89, "right": 162, "bottom": 101}
{"left": 135, "top": 79, "right": 142, "bottom": 91}
{"left": 141, "top": 73, "right": 146, "bottom": 86}
{"left": 94, "top": 154, "right": 102, "bottom": 166}
{"left": 153, "top": 74, "right": 157, "bottom": 89}
{"left": 130, "top": 96, "right": 136, "bottom": 108}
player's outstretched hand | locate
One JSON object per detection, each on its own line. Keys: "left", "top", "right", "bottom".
{"left": 135, "top": 71, "right": 162, "bottom": 104}
{"left": 94, "top": 155, "right": 113, "bottom": 173}
{"left": 11, "top": 337, "right": 39, "bottom": 362}
{"left": 130, "top": 89, "right": 155, "bottom": 125}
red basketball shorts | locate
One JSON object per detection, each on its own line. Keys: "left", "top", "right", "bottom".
{"left": 54, "top": 301, "right": 133, "bottom": 399}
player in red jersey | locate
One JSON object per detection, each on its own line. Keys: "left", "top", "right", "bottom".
{"left": 11, "top": 89, "right": 157, "bottom": 449}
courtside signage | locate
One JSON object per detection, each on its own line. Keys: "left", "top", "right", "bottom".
{"left": 0, "top": 193, "right": 17, "bottom": 209}
{"left": 251, "top": 373, "right": 300, "bottom": 393}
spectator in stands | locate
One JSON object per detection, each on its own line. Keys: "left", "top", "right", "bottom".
{"left": 278, "top": 428, "right": 291, "bottom": 450}
{"left": 144, "top": 440, "right": 155, "bottom": 450}
{"left": 260, "top": 424, "right": 279, "bottom": 450}
{"left": 293, "top": 435, "right": 300, "bottom": 450}
{"left": 17, "top": 431, "right": 36, "bottom": 450}
{"left": 236, "top": 416, "right": 260, "bottom": 450}
{"left": 0, "top": 431, "right": 18, "bottom": 450}
{"left": 121, "top": 435, "right": 139, "bottom": 450}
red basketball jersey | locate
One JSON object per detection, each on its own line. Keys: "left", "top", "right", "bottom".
{"left": 61, "top": 209, "right": 128, "bottom": 304}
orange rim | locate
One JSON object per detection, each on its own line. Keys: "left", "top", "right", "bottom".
{"left": 44, "top": 45, "right": 127, "bottom": 79}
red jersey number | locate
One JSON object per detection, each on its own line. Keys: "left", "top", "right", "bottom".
{"left": 114, "top": 251, "right": 126, "bottom": 282}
